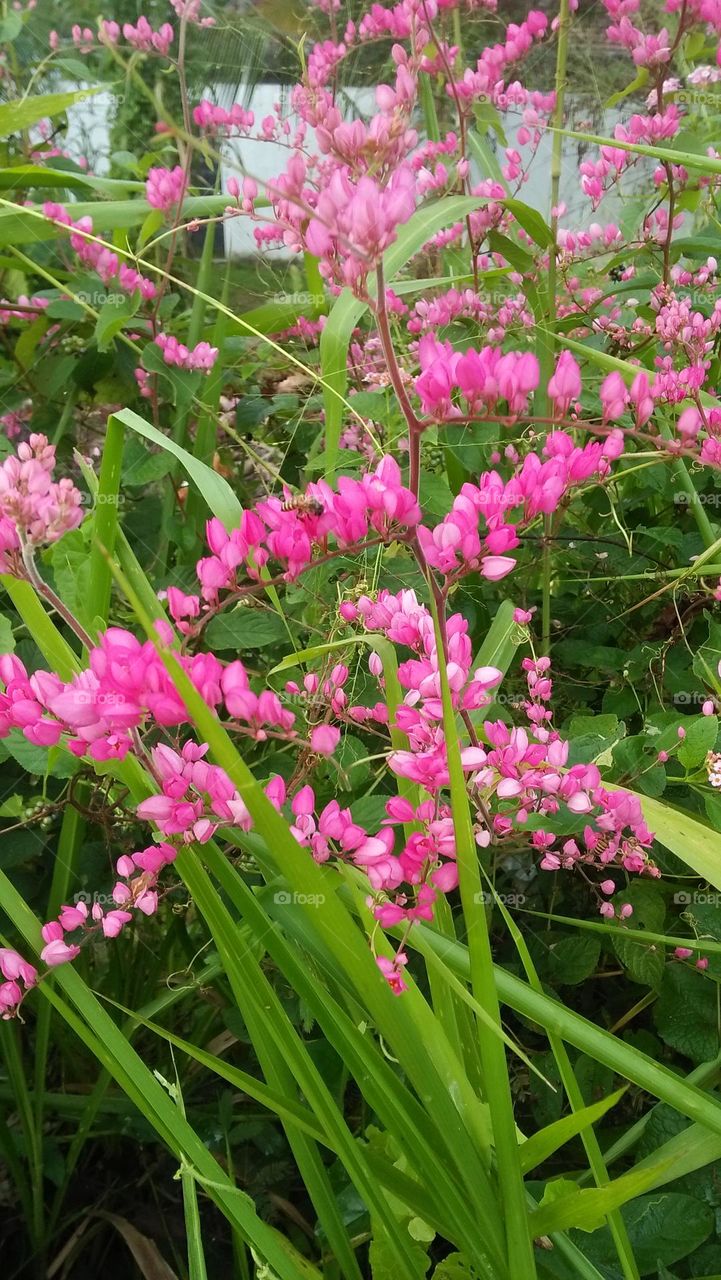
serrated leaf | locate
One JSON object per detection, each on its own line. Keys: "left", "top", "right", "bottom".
{"left": 655, "top": 964, "right": 719, "bottom": 1063}
{"left": 678, "top": 715, "right": 718, "bottom": 769}
{"left": 205, "top": 610, "right": 287, "bottom": 650}
{"left": 95, "top": 295, "right": 139, "bottom": 352}
{"left": 547, "top": 935, "right": 601, "bottom": 986}
{"left": 581, "top": 1192, "right": 713, "bottom": 1273}
{"left": 3, "top": 728, "right": 48, "bottom": 776}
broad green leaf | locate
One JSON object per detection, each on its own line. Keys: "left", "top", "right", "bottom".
{"left": 0, "top": 12, "right": 22, "bottom": 41}
{"left": 655, "top": 964, "right": 719, "bottom": 1064}
{"left": 612, "top": 882, "right": 666, "bottom": 988}
{"left": 0, "top": 89, "right": 101, "bottom": 138}
{"left": 0, "top": 165, "right": 142, "bottom": 194}
{"left": 0, "top": 195, "right": 231, "bottom": 249}
{"left": 0, "top": 612, "right": 14, "bottom": 653}
{"left": 2, "top": 728, "right": 48, "bottom": 776}
{"left": 112, "top": 407, "right": 242, "bottom": 530}
{"left": 677, "top": 715, "right": 718, "bottom": 768}
{"left": 579, "top": 1192, "right": 713, "bottom": 1274}
{"left": 621, "top": 788, "right": 721, "bottom": 892}
{"left": 502, "top": 197, "right": 553, "bottom": 248}
{"left": 205, "top": 610, "right": 287, "bottom": 650}
{"left": 95, "top": 295, "right": 140, "bottom": 352}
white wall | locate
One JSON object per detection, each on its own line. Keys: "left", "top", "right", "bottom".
{"left": 62, "top": 84, "right": 637, "bottom": 260}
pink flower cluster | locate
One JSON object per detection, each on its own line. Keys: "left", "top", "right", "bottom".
{"left": 415, "top": 337, "right": 541, "bottom": 419}
{"left": 447, "top": 10, "right": 550, "bottom": 106}
{"left": 193, "top": 100, "right": 255, "bottom": 134}
{"left": 155, "top": 333, "right": 219, "bottom": 373}
{"left": 42, "top": 203, "right": 156, "bottom": 300}
{"left": 0, "top": 434, "right": 83, "bottom": 573}
{"left": 197, "top": 455, "right": 420, "bottom": 593}
{"left": 0, "top": 948, "right": 37, "bottom": 1019}
{"left": 269, "top": 156, "right": 418, "bottom": 292}
{"left": 120, "top": 16, "right": 173, "bottom": 55}
{"left": 146, "top": 165, "right": 187, "bottom": 213}
{"left": 580, "top": 105, "right": 682, "bottom": 207}
{"left": 40, "top": 841, "right": 179, "bottom": 968}
{"left": 416, "top": 428, "right": 623, "bottom": 583}
{"left": 323, "top": 590, "right": 659, "bottom": 958}
{"left": 416, "top": 346, "right": 586, "bottom": 424}
{"left": 137, "top": 741, "right": 285, "bottom": 843}
{"left": 170, "top": 0, "right": 215, "bottom": 25}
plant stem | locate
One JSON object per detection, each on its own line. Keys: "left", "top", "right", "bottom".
{"left": 373, "top": 264, "right": 423, "bottom": 497}
{"left": 20, "top": 544, "right": 94, "bottom": 652}
{"left": 660, "top": 423, "right": 717, "bottom": 548}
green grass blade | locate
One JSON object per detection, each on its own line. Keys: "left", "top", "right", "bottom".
{"left": 112, "top": 407, "right": 242, "bottom": 531}
{"left": 86, "top": 414, "right": 125, "bottom": 636}
{"left": 105, "top": 554, "right": 508, "bottom": 1215}
{"left": 519, "top": 1091, "right": 627, "bottom": 1175}
{"left": 429, "top": 587, "right": 535, "bottom": 1278}
{"left": 0, "top": 869, "right": 324, "bottom": 1280}
{"left": 412, "top": 925, "right": 721, "bottom": 1139}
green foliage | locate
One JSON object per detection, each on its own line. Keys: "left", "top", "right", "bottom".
{"left": 3, "top": 5, "right": 721, "bottom": 1280}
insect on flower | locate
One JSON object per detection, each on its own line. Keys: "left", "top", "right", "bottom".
{"left": 280, "top": 494, "right": 325, "bottom": 518}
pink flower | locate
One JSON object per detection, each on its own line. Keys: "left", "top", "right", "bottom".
{"left": 40, "top": 938, "right": 81, "bottom": 967}
{"left": 600, "top": 371, "right": 629, "bottom": 421}
{"left": 376, "top": 951, "right": 408, "bottom": 995}
{"left": 155, "top": 333, "right": 219, "bottom": 374}
{"left": 0, "top": 948, "right": 37, "bottom": 987}
{"left": 311, "top": 724, "right": 341, "bottom": 755}
{"left": 547, "top": 352, "right": 581, "bottom": 417}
